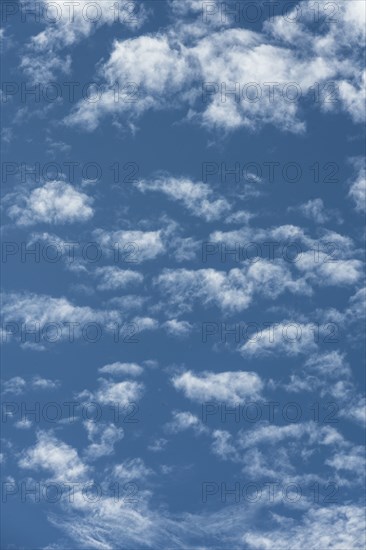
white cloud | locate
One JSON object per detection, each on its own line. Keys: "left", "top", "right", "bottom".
{"left": 21, "top": 0, "right": 148, "bottom": 81}
{"left": 243, "top": 505, "right": 365, "bottom": 550}
{"left": 170, "top": 236, "right": 198, "bottom": 262}
{"left": 172, "top": 370, "right": 263, "bottom": 403}
{"left": 348, "top": 158, "right": 366, "bottom": 213}
{"left": 211, "top": 430, "right": 237, "bottom": 461}
{"left": 6, "top": 181, "right": 93, "bottom": 226}
{"left": 93, "top": 228, "right": 166, "bottom": 263}
{"left": 304, "top": 351, "right": 351, "bottom": 379}
{"left": 20, "top": 52, "right": 71, "bottom": 83}
{"left": 132, "top": 316, "right": 159, "bottom": 332}
{"left": 193, "top": 29, "right": 320, "bottom": 133}
{"left": 343, "top": 397, "right": 366, "bottom": 427}
{"left": 338, "top": 71, "right": 366, "bottom": 125}
{"left": 169, "top": 0, "right": 204, "bottom": 15}
{"left": 94, "top": 266, "right": 143, "bottom": 291}
{"left": 294, "top": 252, "right": 363, "bottom": 286}
{"left": 113, "top": 458, "right": 152, "bottom": 480}
{"left": 65, "top": 34, "right": 191, "bottom": 131}
{"left": 98, "top": 362, "right": 143, "bottom": 377}
{"left": 79, "top": 378, "right": 144, "bottom": 406}
{"left": 2, "top": 376, "right": 26, "bottom": 395}
{"left": 226, "top": 210, "right": 253, "bottom": 224}
{"left": 237, "top": 422, "right": 345, "bottom": 450}
{"left": 103, "top": 34, "right": 189, "bottom": 94}
{"left": 239, "top": 322, "right": 318, "bottom": 357}
{"left": 136, "top": 177, "right": 230, "bottom": 221}
{"left": 208, "top": 224, "right": 361, "bottom": 290}
{"left": 65, "top": 1, "right": 365, "bottom": 133}
{"left": 275, "top": 351, "right": 356, "bottom": 401}
{"left": 31, "top": 376, "right": 61, "bottom": 390}
{"left": 289, "top": 199, "right": 330, "bottom": 224}
{"left": 165, "top": 411, "right": 208, "bottom": 435}
{"left": 156, "top": 261, "right": 309, "bottom": 313}
{"left": 326, "top": 446, "right": 365, "bottom": 476}
{"left": 19, "top": 431, "right": 89, "bottom": 482}
{"left": 2, "top": 375, "right": 60, "bottom": 394}
{"left": 346, "top": 287, "right": 366, "bottom": 321}
{"left": 1, "top": 291, "right": 120, "bottom": 342}
{"left": 147, "top": 438, "right": 168, "bottom": 452}
{"left": 84, "top": 421, "right": 124, "bottom": 460}
{"left": 210, "top": 224, "right": 356, "bottom": 260}
{"left": 163, "top": 319, "right": 193, "bottom": 337}
{"left": 107, "top": 295, "right": 147, "bottom": 311}
{"left": 14, "top": 418, "right": 33, "bottom": 430}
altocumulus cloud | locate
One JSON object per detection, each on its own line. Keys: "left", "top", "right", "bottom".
{"left": 6, "top": 181, "right": 94, "bottom": 226}
{"left": 172, "top": 370, "right": 263, "bottom": 403}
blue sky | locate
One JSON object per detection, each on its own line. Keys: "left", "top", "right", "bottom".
{"left": 1, "top": 1, "right": 365, "bottom": 548}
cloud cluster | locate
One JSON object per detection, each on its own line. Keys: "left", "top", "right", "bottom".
{"left": 172, "top": 370, "right": 263, "bottom": 403}
{"left": 136, "top": 176, "right": 230, "bottom": 221}
{"left": 6, "top": 181, "right": 94, "bottom": 226}
{"left": 63, "top": 1, "right": 365, "bottom": 133}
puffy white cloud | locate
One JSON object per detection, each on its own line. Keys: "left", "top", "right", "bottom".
{"left": 18, "top": 431, "right": 89, "bottom": 482}
{"left": 170, "top": 236, "right": 199, "bottom": 262}
{"left": 14, "top": 418, "right": 33, "bottom": 430}
{"left": 21, "top": 0, "right": 148, "bottom": 81}
{"left": 304, "top": 351, "right": 351, "bottom": 379}
{"left": 193, "top": 28, "right": 328, "bottom": 133}
{"left": 84, "top": 421, "right": 124, "bottom": 460}
{"left": 211, "top": 429, "right": 237, "bottom": 461}
{"left": 113, "top": 458, "right": 152, "bottom": 480}
{"left": 104, "top": 34, "right": 189, "bottom": 94}
{"left": 274, "top": 351, "right": 356, "bottom": 401}
{"left": 107, "top": 295, "right": 147, "bottom": 311}
{"left": 98, "top": 362, "right": 143, "bottom": 376}
{"left": 265, "top": 1, "right": 366, "bottom": 123}
{"left": 163, "top": 319, "right": 193, "bottom": 337}
{"left": 346, "top": 287, "right": 366, "bottom": 321}
{"left": 209, "top": 224, "right": 361, "bottom": 290}
{"left": 239, "top": 322, "right": 318, "bottom": 357}
{"left": 348, "top": 158, "right": 366, "bottom": 213}
{"left": 93, "top": 228, "right": 166, "bottom": 263}
{"left": 169, "top": 0, "right": 204, "bottom": 15}
{"left": 34, "top": 0, "right": 147, "bottom": 48}
{"left": 80, "top": 378, "right": 144, "bottom": 406}
{"left": 31, "top": 376, "right": 61, "bottom": 390}
{"left": 172, "top": 370, "right": 263, "bottom": 403}
{"left": 243, "top": 505, "right": 365, "bottom": 550}
{"left": 156, "top": 261, "right": 309, "bottom": 313}
{"left": 210, "top": 224, "right": 357, "bottom": 260}
{"left": 237, "top": 422, "right": 345, "bottom": 450}
{"left": 294, "top": 252, "right": 363, "bottom": 286}
{"left": 2, "top": 376, "right": 26, "bottom": 395}
{"left": 2, "top": 375, "right": 60, "bottom": 394}
{"left": 94, "top": 266, "right": 143, "bottom": 291}
{"left": 165, "top": 411, "right": 208, "bottom": 435}
{"left": 289, "top": 198, "right": 330, "bottom": 224}
{"left": 147, "top": 438, "right": 168, "bottom": 452}
{"left": 136, "top": 177, "right": 230, "bottom": 221}
{"left": 132, "top": 316, "right": 159, "bottom": 331}
{"left": 226, "top": 210, "right": 253, "bottom": 224}
{"left": 338, "top": 71, "right": 366, "bottom": 125}
{"left": 65, "top": 34, "right": 192, "bottom": 130}
{"left": 343, "top": 397, "right": 366, "bottom": 427}
{"left": 326, "top": 446, "right": 365, "bottom": 476}
{"left": 65, "top": 0, "right": 365, "bottom": 133}
{"left": 6, "top": 181, "right": 93, "bottom": 226}
{"left": 20, "top": 52, "right": 71, "bottom": 83}
{"left": 1, "top": 292, "right": 120, "bottom": 338}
